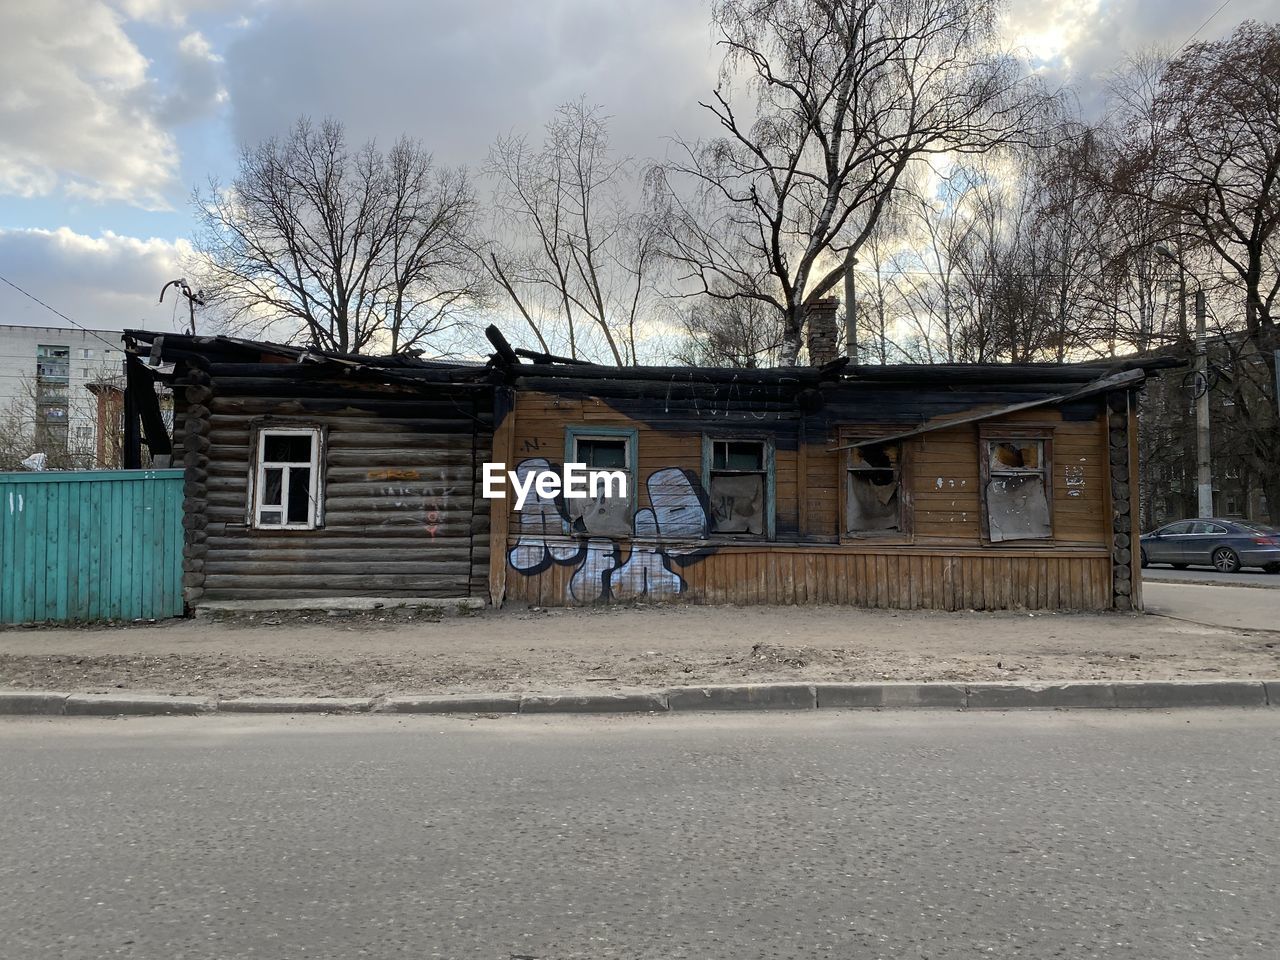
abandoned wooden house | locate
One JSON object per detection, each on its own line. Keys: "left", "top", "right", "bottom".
{"left": 124, "top": 318, "right": 1173, "bottom": 614}
{"left": 123, "top": 331, "right": 494, "bottom": 607}
{"left": 485, "top": 307, "right": 1170, "bottom": 613}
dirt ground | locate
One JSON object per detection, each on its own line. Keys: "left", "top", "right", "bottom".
{"left": 2, "top": 585, "right": 1278, "bottom": 698}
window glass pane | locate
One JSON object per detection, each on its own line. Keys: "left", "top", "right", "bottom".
{"left": 577, "top": 438, "right": 626, "bottom": 469}
{"left": 264, "top": 433, "right": 313, "bottom": 463}
{"left": 1240, "top": 522, "right": 1280, "bottom": 534}
{"left": 258, "top": 509, "right": 282, "bottom": 525}
{"left": 989, "top": 440, "right": 1042, "bottom": 472}
{"left": 713, "top": 441, "right": 764, "bottom": 471}
{"left": 262, "top": 468, "right": 283, "bottom": 506}
{"left": 849, "top": 443, "right": 898, "bottom": 475}
{"left": 987, "top": 475, "right": 1051, "bottom": 541}
{"left": 1189, "top": 521, "right": 1224, "bottom": 535}
{"left": 1162, "top": 521, "right": 1193, "bottom": 535}
{"left": 287, "top": 467, "right": 311, "bottom": 524}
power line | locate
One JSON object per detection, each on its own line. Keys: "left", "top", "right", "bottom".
{"left": 0, "top": 273, "right": 126, "bottom": 353}
{"left": 1177, "top": 0, "right": 1233, "bottom": 52}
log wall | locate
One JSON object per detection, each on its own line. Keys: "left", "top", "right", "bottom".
{"left": 180, "top": 369, "right": 491, "bottom": 603}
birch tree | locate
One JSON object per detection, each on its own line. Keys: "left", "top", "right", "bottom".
{"left": 651, "top": 0, "right": 1050, "bottom": 365}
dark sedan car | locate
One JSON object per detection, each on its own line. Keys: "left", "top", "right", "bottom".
{"left": 1140, "top": 518, "right": 1280, "bottom": 573}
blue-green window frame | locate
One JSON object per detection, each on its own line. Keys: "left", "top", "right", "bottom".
{"left": 564, "top": 425, "right": 639, "bottom": 534}
{"left": 701, "top": 435, "right": 776, "bottom": 540}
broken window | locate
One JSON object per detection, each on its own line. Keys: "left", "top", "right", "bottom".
{"left": 708, "top": 440, "right": 768, "bottom": 536}
{"left": 567, "top": 432, "right": 633, "bottom": 537}
{"left": 846, "top": 442, "right": 902, "bottom": 535}
{"left": 985, "top": 439, "right": 1051, "bottom": 541}
{"left": 252, "top": 427, "right": 322, "bottom": 529}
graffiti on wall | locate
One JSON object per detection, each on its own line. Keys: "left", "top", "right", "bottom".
{"left": 367, "top": 468, "right": 455, "bottom": 534}
{"left": 507, "top": 459, "right": 712, "bottom": 602}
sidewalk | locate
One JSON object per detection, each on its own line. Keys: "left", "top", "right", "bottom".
{"left": 2, "top": 589, "right": 1277, "bottom": 700}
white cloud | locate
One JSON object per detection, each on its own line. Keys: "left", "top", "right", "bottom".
{"left": 160, "top": 30, "right": 229, "bottom": 124}
{"left": 114, "top": 0, "right": 241, "bottom": 27}
{"left": 1002, "top": 0, "right": 1280, "bottom": 112}
{"left": 222, "top": 0, "right": 719, "bottom": 169}
{"left": 0, "top": 1, "right": 180, "bottom": 208}
{"left": 0, "top": 227, "right": 194, "bottom": 333}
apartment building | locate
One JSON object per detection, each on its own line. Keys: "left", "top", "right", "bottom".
{"left": 0, "top": 324, "right": 126, "bottom": 467}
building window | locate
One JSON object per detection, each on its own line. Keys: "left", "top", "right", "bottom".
{"left": 81, "top": 348, "right": 94, "bottom": 359}
{"left": 564, "top": 428, "right": 636, "bottom": 537}
{"left": 250, "top": 427, "right": 323, "bottom": 529}
{"left": 846, "top": 442, "right": 903, "bottom": 535}
{"left": 704, "top": 438, "right": 773, "bottom": 537}
{"left": 36, "top": 344, "right": 70, "bottom": 382}
{"left": 983, "top": 437, "right": 1052, "bottom": 542}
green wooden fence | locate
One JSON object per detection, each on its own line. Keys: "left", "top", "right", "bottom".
{"left": 0, "top": 469, "right": 184, "bottom": 625}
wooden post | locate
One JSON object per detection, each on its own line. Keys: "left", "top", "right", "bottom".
{"left": 179, "top": 364, "right": 213, "bottom": 610}
{"left": 1128, "top": 395, "right": 1143, "bottom": 612}
{"left": 1106, "top": 390, "right": 1135, "bottom": 611}
{"left": 488, "top": 387, "right": 516, "bottom": 608}
{"left": 797, "top": 416, "right": 809, "bottom": 537}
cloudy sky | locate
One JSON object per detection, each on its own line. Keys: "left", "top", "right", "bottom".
{"left": 0, "top": 0, "right": 1267, "bottom": 337}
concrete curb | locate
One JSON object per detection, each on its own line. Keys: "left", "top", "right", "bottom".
{"left": 0, "top": 680, "right": 1276, "bottom": 718}
{"left": 375, "top": 694, "right": 522, "bottom": 714}
{"left": 667, "top": 684, "right": 816, "bottom": 711}
{"left": 521, "top": 691, "right": 669, "bottom": 714}
{"left": 217, "top": 697, "right": 372, "bottom": 714}
{"left": 64, "top": 694, "right": 214, "bottom": 716}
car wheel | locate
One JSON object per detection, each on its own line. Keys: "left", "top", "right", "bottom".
{"left": 1140, "top": 549, "right": 1149, "bottom": 568}
{"left": 1264, "top": 563, "right": 1280, "bottom": 574}
{"left": 1212, "top": 547, "right": 1241, "bottom": 573}
{"left": 1172, "top": 563, "right": 1188, "bottom": 570}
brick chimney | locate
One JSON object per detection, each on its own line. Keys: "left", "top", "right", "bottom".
{"left": 805, "top": 298, "right": 840, "bottom": 366}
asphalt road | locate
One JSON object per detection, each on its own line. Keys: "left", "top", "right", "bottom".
{"left": 1143, "top": 565, "right": 1280, "bottom": 588}
{"left": 1142, "top": 580, "right": 1280, "bottom": 631}
{"left": 2, "top": 712, "right": 1279, "bottom": 960}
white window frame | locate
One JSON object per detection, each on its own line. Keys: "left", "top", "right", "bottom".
{"left": 249, "top": 426, "right": 323, "bottom": 530}
{"left": 702, "top": 436, "right": 775, "bottom": 539}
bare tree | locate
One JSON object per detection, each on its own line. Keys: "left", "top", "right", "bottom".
{"left": 484, "top": 100, "right": 662, "bottom": 365}
{"left": 192, "top": 117, "right": 484, "bottom": 355}
{"left": 1107, "top": 22, "right": 1280, "bottom": 520}
{"left": 651, "top": 0, "right": 1051, "bottom": 365}
{"left": 674, "top": 284, "right": 783, "bottom": 367}
{"left": 0, "top": 375, "right": 102, "bottom": 471}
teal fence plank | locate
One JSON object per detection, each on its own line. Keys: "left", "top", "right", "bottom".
{"left": 0, "top": 470, "right": 184, "bottom": 625}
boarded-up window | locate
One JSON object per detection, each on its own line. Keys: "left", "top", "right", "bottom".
{"left": 985, "top": 439, "right": 1051, "bottom": 541}
{"left": 846, "top": 443, "right": 901, "bottom": 534}
{"left": 567, "top": 435, "right": 632, "bottom": 537}
{"left": 709, "top": 440, "right": 767, "bottom": 536}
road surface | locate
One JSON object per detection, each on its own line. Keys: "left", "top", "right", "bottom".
{"left": 1144, "top": 565, "right": 1280, "bottom": 588}
{"left": 2, "top": 711, "right": 1278, "bottom": 960}
{"left": 1143, "top": 580, "right": 1280, "bottom": 632}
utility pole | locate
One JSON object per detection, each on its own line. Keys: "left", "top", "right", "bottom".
{"left": 843, "top": 251, "right": 858, "bottom": 363}
{"left": 1156, "top": 244, "right": 1212, "bottom": 517}
{"left": 1194, "top": 289, "right": 1213, "bottom": 518}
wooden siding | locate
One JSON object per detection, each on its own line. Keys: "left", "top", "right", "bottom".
{"left": 499, "top": 390, "right": 1115, "bottom": 610}
{"left": 506, "top": 545, "right": 1113, "bottom": 611}
{"left": 190, "top": 381, "right": 490, "bottom": 602}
